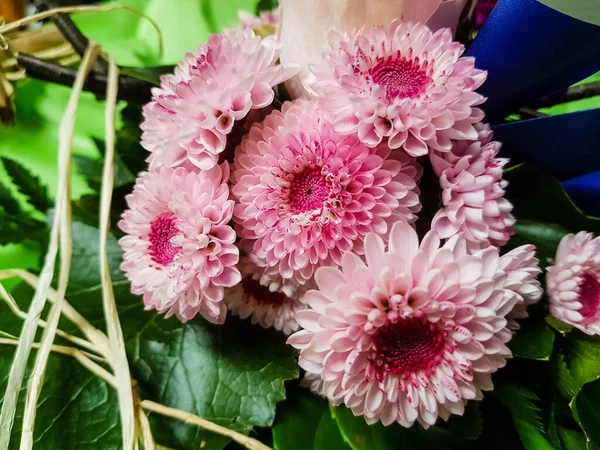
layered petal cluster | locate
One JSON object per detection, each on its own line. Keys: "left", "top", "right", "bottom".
{"left": 288, "top": 221, "right": 542, "bottom": 427}
{"left": 231, "top": 99, "right": 422, "bottom": 289}
{"left": 547, "top": 232, "right": 600, "bottom": 335}
{"left": 226, "top": 260, "right": 305, "bottom": 335}
{"left": 430, "top": 125, "right": 515, "bottom": 251}
{"left": 310, "top": 21, "right": 486, "bottom": 157}
{"left": 142, "top": 28, "right": 298, "bottom": 171}
{"left": 119, "top": 166, "right": 240, "bottom": 324}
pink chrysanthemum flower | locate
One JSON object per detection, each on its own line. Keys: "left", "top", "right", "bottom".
{"left": 430, "top": 125, "right": 515, "bottom": 251}
{"left": 226, "top": 261, "right": 305, "bottom": 335}
{"left": 547, "top": 232, "right": 600, "bottom": 335}
{"left": 141, "top": 28, "right": 297, "bottom": 171}
{"left": 310, "top": 21, "right": 486, "bottom": 157}
{"left": 239, "top": 9, "right": 280, "bottom": 30}
{"left": 288, "top": 221, "right": 542, "bottom": 428}
{"left": 119, "top": 166, "right": 241, "bottom": 324}
{"left": 231, "top": 99, "right": 422, "bottom": 289}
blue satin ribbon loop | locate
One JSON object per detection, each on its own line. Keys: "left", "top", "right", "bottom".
{"left": 493, "top": 108, "right": 600, "bottom": 181}
{"left": 467, "top": 0, "right": 600, "bottom": 118}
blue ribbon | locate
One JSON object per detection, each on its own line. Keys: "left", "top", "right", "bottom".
{"left": 563, "top": 171, "right": 600, "bottom": 217}
{"left": 493, "top": 108, "right": 600, "bottom": 181}
{"left": 467, "top": 0, "right": 600, "bottom": 118}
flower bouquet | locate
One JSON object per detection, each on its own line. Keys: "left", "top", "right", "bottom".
{"left": 1, "top": 0, "right": 600, "bottom": 449}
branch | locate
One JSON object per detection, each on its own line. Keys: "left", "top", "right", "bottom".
{"left": 517, "top": 107, "right": 548, "bottom": 120}
{"left": 529, "top": 81, "right": 600, "bottom": 109}
{"left": 16, "top": 53, "right": 153, "bottom": 104}
{"left": 33, "top": 0, "right": 108, "bottom": 71}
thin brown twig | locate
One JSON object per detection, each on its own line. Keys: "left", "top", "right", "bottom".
{"left": 530, "top": 81, "right": 600, "bottom": 109}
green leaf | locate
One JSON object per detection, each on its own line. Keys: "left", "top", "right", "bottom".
{"left": 504, "top": 164, "right": 600, "bottom": 266}
{"left": 513, "top": 419, "right": 555, "bottom": 450}
{"left": 547, "top": 316, "right": 574, "bottom": 335}
{"left": 120, "top": 66, "right": 175, "bottom": 86}
{"left": 272, "top": 390, "right": 328, "bottom": 450}
{"left": 256, "top": 0, "right": 279, "bottom": 13}
{"left": 574, "top": 379, "right": 600, "bottom": 448}
{"left": 115, "top": 104, "right": 147, "bottom": 177}
{"left": 314, "top": 410, "right": 352, "bottom": 450}
{"left": 20, "top": 218, "right": 299, "bottom": 450}
{"left": 494, "top": 383, "right": 544, "bottom": 432}
{"left": 330, "top": 406, "right": 460, "bottom": 450}
{"left": 74, "top": 152, "right": 135, "bottom": 193}
{"left": 0, "top": 181, "right": 20, "bottom": 214}
{"left": 0, "top": 157, "right": 51, "bottom": 212}
{"left": 556, "top": 352, "right": 581, "bottom": 400}
{"left": 564, "top": 332, "right": 600, "bottom": 394}
{"left": 0, "top": 346, "right": 122, "bottom": 449}
{"left": 509, "top": 320, "right": 555, "bottom": 360}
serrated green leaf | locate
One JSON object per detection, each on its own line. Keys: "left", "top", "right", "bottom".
{"left": 0, "top": 181, "right": 20, "bottom": 214}
{"left": 74, "top": 153, "right": 135, "bottom": 193}
{"left": 494, "top": 383, "right": 544, "bottom": 432}
{"left": 314, "top": 410, "right": 352, "bottom": 450}
{"left": 272, "top": 389, "right": 328, "bottom": 450}
{"left": 564, "top": 332, "right": 600, "bottom": 394}
{"left": 0, "top": 157, "right": 51, "bottom": 212}
{"left": 574, "top": 379, "right": 600, "bottom": 449}
{"left": 509, "top": 320, "right": 555, "bottom": 360}
{"left": 556, "top": 352, "right": 580, "bottom": 400}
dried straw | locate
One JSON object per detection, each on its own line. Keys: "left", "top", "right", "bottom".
{"left": 98, "top": 54, "right": 136, "bottom": 450}
{"left": 19, "top": 43, "right": 100, "bottom": 450}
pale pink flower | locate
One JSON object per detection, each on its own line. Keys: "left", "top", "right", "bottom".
{"left": 547, "top": 232, "right": 600, "bottom": 335}
{"left": 226, "top": 260, "right": 305, "bottom": 335}
{"left": 239, "top": 9, "right": 280, "bottom": 30}
{"left": 231, "top": 99, "right": 422, "bottom": 289}
{"left": 278, "top": 0, "right": 464, "bottom": 98}
{"left": 310, "top": 21, "right": 486, "bottom": 157}
{"left": 141, "top": 28, "right": 298, "bottom": 172}
{"left": 430, "top": 125, "right": 515, "bottom": 251}
{"left": 119, "top": 165, "right": 241, "bottom": 324}
{"left": 288, "top": 221, "right": 542, "bottom": 427}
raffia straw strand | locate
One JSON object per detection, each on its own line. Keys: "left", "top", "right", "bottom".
{"left": 136, "top": 407, "right": 156, "bottom": 450}
{"left": 7, "top": 269, "right": 112, "bottom": 360}
{"left": 140, "top": 401, "right": 274, "bottom": 450}
{"left": 20, "top": 43, "right": 101, "bottom": 450}
{"left": 0, "top": 4, "right": 163, "bottom": 60}
{"left": 99, "top": 54, "right": 136, "bottom": 450}
{"left": 0, "top": 338, "right": 106, "bottom": 364}
{"left": 0, "top": 282, "right": 103, "bottom": 357}
{"left": 0, "top": 41, "right": 94, "bottom": 446}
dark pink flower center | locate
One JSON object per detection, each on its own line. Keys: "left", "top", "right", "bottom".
{"left": 369, "top": 56, "right": 430, "bottom": 100}
{"left": 148, "top": 213, "right": 181, "bottom": 266}
{"left": 289, "top": 168, "right": 330, "bottom": 213}
{"left": 578, "top": 271, "right": 600, "bottom": 324}
{"left": 372, "top": 317, "right": 447, "bottom": 380}
{"left": 242, "top": 277, "right": 290, "bottom": 305}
